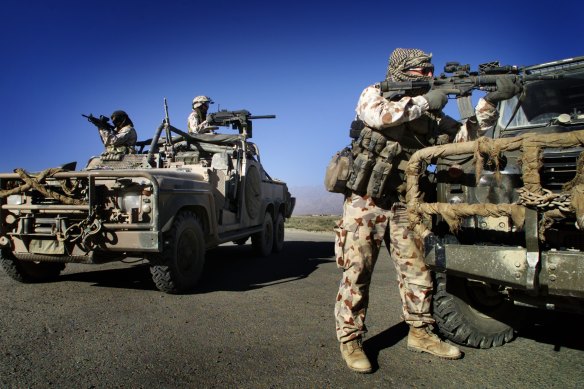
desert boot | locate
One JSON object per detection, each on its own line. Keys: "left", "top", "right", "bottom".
{"left": 407, "top": 325, "right": 462, "bottom": 359}
{"left": 340, "top": 338, "right": 372, "bottom": 373}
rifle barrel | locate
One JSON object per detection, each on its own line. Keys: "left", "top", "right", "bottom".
{"left": 249, "top": 115, "right": 276, "bottom": 119}
{"left": 379, "top": 81, "right": 430, "bottom": 93}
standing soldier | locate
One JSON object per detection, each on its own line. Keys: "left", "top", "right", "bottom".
{"left": 334, "top": 48, "right": 521, "bottom": 373}
{"left": 188, "top": 95, "right": 214, "bottom": 134}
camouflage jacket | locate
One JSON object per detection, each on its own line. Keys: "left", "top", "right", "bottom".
{"left": 187, "top": 110, "right": 213, "bottom": 134}
{"left": 355, "top": 84, "right": 497, "bottom": 142}
{"left": 99, "top": 124, "right": 137, "bottom": 148}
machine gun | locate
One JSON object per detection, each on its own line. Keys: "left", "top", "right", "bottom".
{"left": 379, "top": 61, "right": 562, "bottom": 119}
{"left": 206, "top": 109, "right": 275, "bottom": 139}
{"left": 82, "top": 114, "right": 115, "bottom": 131}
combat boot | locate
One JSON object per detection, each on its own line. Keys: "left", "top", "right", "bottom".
{"left": 340, "top": 338, "right": 372, "bottom": 373}
{"left": 407, "top": 325, "right": 462, "bottom": 359}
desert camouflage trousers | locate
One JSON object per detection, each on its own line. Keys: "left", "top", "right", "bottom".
{"left": 334, "top": 193, "right": 434, "bottom": 342}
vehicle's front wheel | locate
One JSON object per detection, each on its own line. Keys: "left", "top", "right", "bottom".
{"left": 433, "top": 272, "right": 519, "bottom": 348}
{"left": 150, "top": 211, "right": 205, "bottom": 294}
{"left": 251, "top": 212, "right": 273, "bottom": 257}
{"left": 0, "top": 249, "right": 65, "bottom": 283}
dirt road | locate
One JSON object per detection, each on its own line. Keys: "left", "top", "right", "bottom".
{"left": 1, "top": 229, "right": 582, "bottom": 388}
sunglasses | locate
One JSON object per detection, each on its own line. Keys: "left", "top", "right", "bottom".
{"left": 406, "top": 66, "right": 434, "bottom": 75}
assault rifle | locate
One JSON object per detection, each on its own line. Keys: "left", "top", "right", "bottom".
{"left": 82, "top": 114, "right": 114, "bottom": 131}
{"left": 380, "top": 61, "right": 562, "bottom": 119}
{"left": 206, "top": 109, "right": 275, "bottom": 138}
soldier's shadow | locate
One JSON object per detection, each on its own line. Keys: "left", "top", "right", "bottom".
{"left": 363, "top": 322, "right": 409, "bottom": 371}
{"left": 362, "top": 309, "right": 584, "bottom": 366}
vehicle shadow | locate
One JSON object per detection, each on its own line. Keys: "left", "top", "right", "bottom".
{"left": 59, "top": 240, "right": 334, "bottom": 293}
{"left": 518, "top": 309, "right": 584, "bottom": 352}
{"left": 197, "top": 240, "right": 334, "bottom": 293}
{"left": 59, "top": 262, "right": 157, "bottom": 291}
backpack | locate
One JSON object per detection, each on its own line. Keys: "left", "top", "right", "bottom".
{"left": 324, "top": 147, "right": 353, "bottom": 193}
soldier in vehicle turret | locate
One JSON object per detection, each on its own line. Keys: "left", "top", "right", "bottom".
{"left": 83, "top": 110, "right": 137, "bottom": 155}
{"left": 188, "top": 95, "right": 214, "bottom": 134}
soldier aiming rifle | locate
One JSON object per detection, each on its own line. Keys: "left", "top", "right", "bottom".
{"left": 333, "top": 48, "right": 525, "bottom": 374}
{"left": 83, "top": 111, "right": 137, "bottom": 155}
{"left": 379, "top": 60, "right": 561, "bottom": 120}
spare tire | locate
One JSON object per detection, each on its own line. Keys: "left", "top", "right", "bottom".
{"left": 433, "top": 272, "right": 520, "bottom": 348}
{"left": 245, "top": 165, "right": 261, "bottom": 219}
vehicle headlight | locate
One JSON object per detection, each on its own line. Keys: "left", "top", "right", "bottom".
{"left": 474, "top": 173, "right": 518, "bottom": 204}
{"left": 118, "top": 193, "right": 141, "bottom": 212}
{"left": 6, "top": 194, "right": 24, "bottom": 205}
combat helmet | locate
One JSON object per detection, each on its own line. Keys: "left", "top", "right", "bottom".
{"left": 192, "top": 95, "right": 214, "bottom": 109}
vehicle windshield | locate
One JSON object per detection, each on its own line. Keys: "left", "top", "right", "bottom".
{"left": 498, "top": 76, "right": 584, "bottom": 129}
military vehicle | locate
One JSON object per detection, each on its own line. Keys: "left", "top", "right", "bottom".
{"left": 406, "top": 56, "right": 584, "bottom": 348}
{"left": 0, "top": 106, "right": 295, "bottom": 293}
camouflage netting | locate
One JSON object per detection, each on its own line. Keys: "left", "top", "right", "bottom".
{"left": 405, "top": 129, "right": 584, "bottom": 238}
{"left": 0, "top": 168, "right": 87, "bottom": 205}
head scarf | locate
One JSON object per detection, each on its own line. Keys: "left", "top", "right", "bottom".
{"left": 111, "top": 110, "right": 133, "bottom": 129}
{"left": 386, "top": 48, "right": 434, "bottom": 82}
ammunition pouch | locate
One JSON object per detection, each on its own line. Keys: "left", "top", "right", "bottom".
{"left": 346, "top": 126, "right": 403, "bottom": 198}
{"left": 346, "top": 128, "right": 375, "bottom": 193}
{"left": 367, "top": 160, "right": 392, "bottom": 198}
{"left": 366, "top": 140, "right": 402, "bottom": 198}
{"left": 346, "top": 153, "right": 374, "bottom": 194}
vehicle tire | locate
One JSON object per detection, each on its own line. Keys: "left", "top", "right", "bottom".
{"left": 272, "top": 213, "right": 285, "bottom": 253}
{"left": 432, "top": 272, "right": 519, "bottom": 348}
{"left": 150, "top": 211, "right": 205, "bottom": 294}
{"left": 251, "top": 212, "right": 273, "bottom": 257}
{"left": 0, "top": 249, "right": 65, "bottom": 283}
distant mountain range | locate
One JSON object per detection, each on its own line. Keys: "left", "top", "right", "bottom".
{"left": 289, "top": 185, "right": 344, "bottom": 215}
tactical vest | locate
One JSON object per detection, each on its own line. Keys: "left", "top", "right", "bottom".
{"left": 346, "top": 113, "right": 441, "bottom": 205}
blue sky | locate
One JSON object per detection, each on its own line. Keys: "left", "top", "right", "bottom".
{"left": 1, "top": 0, "right": 582, "bottom": 188}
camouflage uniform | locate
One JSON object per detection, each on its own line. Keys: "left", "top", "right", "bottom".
{"left": 455, "top": 98, "right": 500, "bottom": 142}
{"left": 99, "top": 124, "right": 137, "bottom": 154}
{"left": 335, "top": 82, "right": 497, "bottom": 343}
{"left": 187, "top": 110, "right": 213, "bottom": 134}
{"left": 188, "top": 95, "right": 214, "bottom": 134}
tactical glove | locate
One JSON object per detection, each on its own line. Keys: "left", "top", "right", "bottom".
{"left": 484, "top": 77, "right": 522, "bottom": 105}
{"left": 423, "top": 90, "right": 448, "bottom": 111}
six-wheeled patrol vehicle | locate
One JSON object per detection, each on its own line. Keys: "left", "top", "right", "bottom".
{"left": 0, "top": 108, "right": 295, "bottom": 293}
